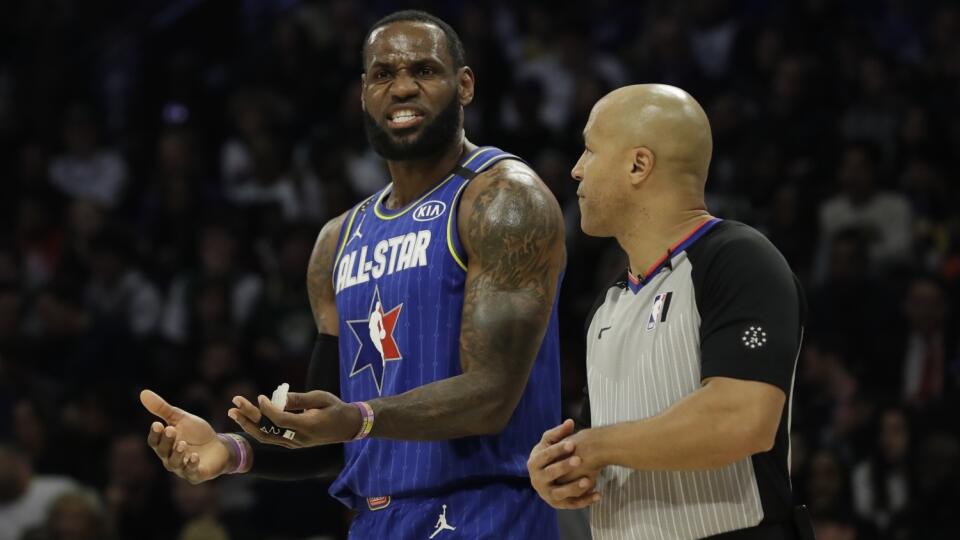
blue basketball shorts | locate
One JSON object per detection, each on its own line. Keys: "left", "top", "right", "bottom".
{"left": 347, "top": 480, "right": 559, "bottom": 540}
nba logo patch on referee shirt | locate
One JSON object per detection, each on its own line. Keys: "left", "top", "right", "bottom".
{"left": 647, "top": 291, "right": 673, "bottom": 330}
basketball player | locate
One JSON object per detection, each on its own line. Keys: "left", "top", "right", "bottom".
{"left": 527, "top": 85, "right": 812, "bottom": 539}
{"left": 141, "top": 10, "right": 565, "bottom": 540}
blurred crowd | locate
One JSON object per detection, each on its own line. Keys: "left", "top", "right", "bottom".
{"left": 1, "top": 1, "right": 959, "bottom": 539}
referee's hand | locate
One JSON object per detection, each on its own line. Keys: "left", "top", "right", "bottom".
{"left": 527, "top": 419, "right": 601, "bottom": 509}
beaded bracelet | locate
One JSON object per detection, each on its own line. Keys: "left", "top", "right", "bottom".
{"left": 217, "top": 433, "right": 248, "bottom": 474}
{"left": 352, "top": 401, "right": 374, "bottom": 440}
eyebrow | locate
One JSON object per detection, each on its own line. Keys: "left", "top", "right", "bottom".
{"left": 368, "top": 57, "right": 443, "bottom": 70}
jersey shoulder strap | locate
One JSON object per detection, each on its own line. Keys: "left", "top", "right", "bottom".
{"left": 451, "top": 146, "right": 524, "bottom": 180}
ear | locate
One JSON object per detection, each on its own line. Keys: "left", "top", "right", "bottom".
{"left": 629, "top": 147, "right": 655, "bottom": 186}
{"left": 458, "top": 67, "right": 475, "bottom": 106}
{"left": 360, "top": 73, "right": 367, "bottom": 112}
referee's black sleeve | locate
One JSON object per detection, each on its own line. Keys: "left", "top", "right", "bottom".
{"left": 693, "top": 226, "right": 804, "bottom": 393}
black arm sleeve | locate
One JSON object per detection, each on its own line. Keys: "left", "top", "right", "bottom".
{"left": 694, "top": 229, "right": 805, "bottom": 393}
{"left": 238, "top": 333, "right": 344, "bottom": 480}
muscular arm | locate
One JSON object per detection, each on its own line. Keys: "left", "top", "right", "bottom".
{"left": 368, "top": 161, "right": 565, "bottom": 439}
{"left": 306, "top": 213, "right": 347, "bottom": 336}
{"left": 579, "top": 377, "right": 785, "bottom": 471}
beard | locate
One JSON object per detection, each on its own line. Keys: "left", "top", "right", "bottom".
{"left": 363, "top": 94, "right": 461, "bottom": 161}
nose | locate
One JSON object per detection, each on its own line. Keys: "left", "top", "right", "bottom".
{"left": 390, "top": 70, "right": 419, "bottom": 100}
{"left": 571, "top": 156, "right": 584, "bottom": 182}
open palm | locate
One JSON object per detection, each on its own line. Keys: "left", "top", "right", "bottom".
{"left": 140, "top": 389, "right": 230, "bottom": 483}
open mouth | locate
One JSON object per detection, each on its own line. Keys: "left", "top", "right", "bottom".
{"left": 386, "top": 110, "right": 425, "bottom": 130}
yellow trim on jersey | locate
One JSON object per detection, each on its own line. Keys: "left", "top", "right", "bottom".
{"left": 444, "top": 152, "right": 519, "bottom": 272}
{"left": 333, "top": 195, "right": 376, "bottom": 269}
{"left": 446, "top": 180, "right": 471, "bottom": 272}
{"left": 372, "top": 147, "right": 489, "bottom": 220}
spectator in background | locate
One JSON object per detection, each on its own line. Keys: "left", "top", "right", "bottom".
{"left": 0, "top": 445, "right": 76, "bottom": 540}
{"left": 48, "top": 104, "right": 127, "bottom": 209}
{"left": 808, "top": 229, "right": 895, "bottom": 387}
{"left": 625, "top": 16, "right": 703, "bottom": 97}
{"left": 220, "top": 90, "right": 274, "bottom": 195}
{"left": 56, "top": 200, "right": 106, "bottom": 286}
{"left": 851, "top": 407, "right": 913, "bottom": 535}
{"left": 139, "top": 127, "right": 212, "bottom": 281}
{"left": 55, "top": 389, "right": 113, "bottom": 489}
{"left": 170, "top": 478, "right": 231, "bottom": 540}
{"left": 249, "top": 224, "right": 316, "bottom": 386}
{"left": 16, "top": 197, "right": 63, "bottom": 290}
{"left": 899, "top": 157, "right": 952, "bottom": 269}
{"left": 759, "top": 183, "right": 817, "bottom": 276}
{"left": 9, "top": 400, "right": 57, "bottom": 476}
{"left": 336, "top": 79, "right": 390, "bottom": 197}
{"left": 83, "top": 230, "right": 162, "bottom": 339}
{"left": 197, "top": 338, "right": 242, "bottom": 392}
{"left": 23, "top": 490, "right": 113, "bottom": 540}
{"left": 895, "top": 276, "right": 955, "bottom": 408}
{"left": 223, "top": 131, "right": 306, "bottom": 221}
{"left": 911, "top": 430, "right": 960, "bottom": 539}
{"left": 103, "top": 433, "right": 175, "bottom": 540}
{"left": 803, "top": 449, "right": 869, "bottom": 537}
{"left": 498, "top": 78, "right": 555, "bottom": 162}
{"left": 161, "top": 222, "right": 261, "bottom": 346}
{"left": 511, "top": 26, "right": 626, "bottom": 132}
{"left": 840, "top": 56, "right": 899, "bottom": 157}
{"left": 817, "top": 142, "right": 913, "bottom": 279}
{"left": 220, "top": 91, "right": 321, "bottom": 222}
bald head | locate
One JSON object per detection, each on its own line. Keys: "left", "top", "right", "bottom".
{"left": 571, "top": 84, "right": 713, "bottom": 238}
{"left": 588, "top": 84, "right": 712, "bottom": 185}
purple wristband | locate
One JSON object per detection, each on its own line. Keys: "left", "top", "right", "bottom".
{"left": 351, "top": 401, "right": 374, "bottom": 440}
{"left": 218, "top": 434, "right": 247, "bottom": 474}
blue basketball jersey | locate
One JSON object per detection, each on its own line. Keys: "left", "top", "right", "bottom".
{"left": 328, "top": 146, "right": 562, "bottom": 509}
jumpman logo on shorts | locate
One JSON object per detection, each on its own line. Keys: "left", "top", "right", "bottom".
{"left": 429, "top": 504, "right": 456, "bottom": 538}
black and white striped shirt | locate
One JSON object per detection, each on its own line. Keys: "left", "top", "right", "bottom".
{"left": 583, "top": 219, "right": 805, "bottom": 540}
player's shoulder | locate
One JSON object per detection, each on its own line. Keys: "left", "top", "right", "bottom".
{"left": 456, "top": 151, "right": 564, "bottom": 262}
{"left": 312, "top": 208, "right": 358, "bottom": 269}
{"left": 467, "top": 155, "right": 545, "bottom": 195}
{"left": 458, "top": 155, "right": 561, "bottom": 224}
{"left": 317, "top": 209, "right": 353, "bottom": 245}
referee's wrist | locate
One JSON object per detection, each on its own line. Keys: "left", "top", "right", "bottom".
{"left": 582, "top": 426, "right": 614, "bottom": 469}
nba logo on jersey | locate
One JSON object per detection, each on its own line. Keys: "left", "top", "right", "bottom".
{"left": 647, "top": 291, "right": 673, "bottom": 330}
{"left": 346, "top": 285, "right": 404, "bottom": 394}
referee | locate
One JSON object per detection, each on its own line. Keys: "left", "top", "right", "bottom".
{"left": 527, "top": 85, "right": 813, "bottom": 539}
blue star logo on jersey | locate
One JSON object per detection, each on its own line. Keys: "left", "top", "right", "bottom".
{"left": 346, "top": 285, "right": 404, "bottom": 394}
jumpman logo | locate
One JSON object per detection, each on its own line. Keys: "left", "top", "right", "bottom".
{"left": 347, "top": 213, "right": 366, "bottom": 246}
{"left": 429, "top": 504, "right": 456, "bottom": 538}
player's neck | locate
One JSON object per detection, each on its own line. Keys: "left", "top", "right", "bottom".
{"left": 383, "top": 133, "right": 473, "bottom": 209}
{"left": 619, "top": 204, "right": 711, "bottom": 280}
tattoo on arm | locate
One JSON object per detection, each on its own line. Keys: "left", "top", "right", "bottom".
{"left": 370, "top": 162, "right": 565, "bottom": 440}
{"left": 307, "top": 213, "right": 348, "bottom": 336}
